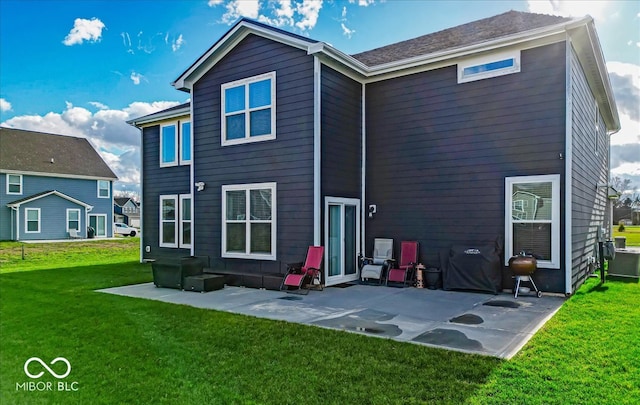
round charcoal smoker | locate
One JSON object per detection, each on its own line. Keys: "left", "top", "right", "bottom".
{"left": 509, "top": 252, "right": 543, "bottom": 298}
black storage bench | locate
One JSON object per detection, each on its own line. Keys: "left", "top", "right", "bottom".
{"left": 183, "top": 274, "right": 225, "bottom": 292}
{"left": 152, "top": 256, "right": 206, "bottom": 289}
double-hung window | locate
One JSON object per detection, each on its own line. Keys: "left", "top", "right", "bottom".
{"left": 505, "top": 175, "right": 560, "bottom": 269}
{"left": 159, "top": 194, "right": 191, "bottom": 248}
{"left": 67, "top": 209, "right": 81, "bottom": 232}
{"left": 221, "top": 72, "right": 276, "bottom": 146}
{"left": 160, "top": 121, "right": 191, "bottom": 166}
{"left": 98, "top": 180, "right": 110, "bottom": 198}
{"left": 222, "top": 183, "right": 276, "bottom": 260}
{"left": 25, "top": 208, "right": 40, "bottom": 233}
{"left": 6, "top": 174, "right": 22, "bottom": 195}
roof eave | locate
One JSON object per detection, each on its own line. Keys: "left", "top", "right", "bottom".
{"left": 172, "top": 19, "right": 317, "bottom": 91}
{"left": 127, "top": 105, "right": 191, "bottom": 127}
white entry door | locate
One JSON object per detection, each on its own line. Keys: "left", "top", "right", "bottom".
{"left": 324, "top": 197, "right": 360, "bottom": 286}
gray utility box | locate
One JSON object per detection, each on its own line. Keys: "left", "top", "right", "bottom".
{"left": 183, "top": 274, "right": 225, "bottom": 292}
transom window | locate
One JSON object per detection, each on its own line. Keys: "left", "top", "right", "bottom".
{"left": 221, "top": 72, "right": 276, "bottom": 146}
{"left": 458, "top": 50, "right": 521, "bottom": 83}
{"left": 6, "top": 174, "right": 22, "bottom": 195}
{"left": 222, "top": 182, "right": 276, "bottom": 260}
{"left": 505, "top": 175, "right": 560, "bottom": 269}
{"left": 97, "top": 180, "right": 110, "bottom": 198}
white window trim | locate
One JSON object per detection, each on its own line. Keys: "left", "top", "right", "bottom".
{"left": 221, "top": 182, "right": 277, "bottom": 260}
{"left": 66, "top": 208, "right": 81, "bottom": 232}
{"left": 160, "top": 123, "right": 179, "bottom": 167}
{"left": 458, "top": 50, "right": 521, "bottom": 83}
{"left": 25, "top": 208, "right": 41, "bottom": 234}
{"left": 180, "top": 121, "right": 192, "bottom": 165}
{"left": 97, "top": 180, "right": 110, "bottom": 199}
{"left": 505, "top": 174, "right": 560, "bottom": 269}
{"left": 221, "top": 71, "right": 276, "bottom": 146}
{"left": 179, "top": 194, "right": 192, "bottom": 249}
{"left": 159, "top": 195, "right": 179, "bottom": 248}
{"left": 594, "top": 102, "right": 599, "bottom": 156}
{"left": 6, "top": 174, "right": 22, "bottom": 195}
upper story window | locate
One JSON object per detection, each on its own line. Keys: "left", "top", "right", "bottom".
{"left": 6, "top": 174, "right": 22, "bottom": 195}
{"left": 160, "top": 120, "right": 191, "bottom": 167}
{"left": 221, "top": 72, "right": 276, "bottom": 146}
{"left": 458, "top": 50, "right": 521, "bottom": 83}
{"left": 97, "top": 180, "right": 110, "bottom": 198}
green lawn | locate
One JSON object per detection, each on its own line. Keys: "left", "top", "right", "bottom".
{"left": 1, "top": 239, "right": 638, "bottom": 404}
{"left": 613, "top": 225, "right": 640, "bottom": 246}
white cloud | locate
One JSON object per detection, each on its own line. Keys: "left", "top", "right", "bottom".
{"left": 0, "top": 98, "right": 12, "bottom": 112}
{"left": 130, "top": 72, "right": 144, "bottom": 85}
{"left": 0, "top": 101, "right": 182, "bottom": 193}
{"left": 341, "top": 23, "right": 355, "bottom": 39}
{"left": 89, "top": 101, "right": 109, "bottom": 110}
{"left": 218, "top": 0, "right": 260, "bottom": 24}
{"left": 208, "top": 0, "right": 224, "bottom": 5}
{"left": 295, "top": 0, "right": 322, "bottom": 31}
{"left": 62, "top": 17, "right": 106, "bottom": 46}
{"left": 527, "top": 1, "right": 611, "bottom": 20}
{"left": 172, "top": 34, "right": 185, "bottom": 52}
{"left": 258, "top": 0, "right": 295, "bottom": 27}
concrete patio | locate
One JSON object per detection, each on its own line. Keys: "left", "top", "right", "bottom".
{"left": 98, "top": 283, "right": 565, "bottom": 359}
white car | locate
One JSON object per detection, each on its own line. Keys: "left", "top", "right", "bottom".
{"left": 114, "top": 222, "right": 137, "bottom": 237}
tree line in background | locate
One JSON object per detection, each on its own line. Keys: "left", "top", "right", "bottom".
{"left": 611, "top": 176, "right": 640, "bottom": 225}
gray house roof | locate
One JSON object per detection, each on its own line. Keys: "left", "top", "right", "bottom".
{"left": 351, "top": 11, "right": 570, "bottom": 66}
{"left": 0, "top": 127, "right": 118, "bottom": 180}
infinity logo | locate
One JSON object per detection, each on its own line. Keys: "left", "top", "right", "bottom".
{"left": 24, "top": 357, "right": 71, "bottom": 379}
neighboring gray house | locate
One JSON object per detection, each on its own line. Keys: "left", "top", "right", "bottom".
{"left": 130, "top": 11, "right": 620, "bottom": 295}
{"left": 0, "top": 128, "right": 118, "bottom": 240}
{"left": 114, "top": 197, "right": 140, "bottom": 227}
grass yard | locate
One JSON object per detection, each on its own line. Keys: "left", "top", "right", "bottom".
{"left": 1, "top": 239, "right": 638, "bottom": 404}
{"left": 613, "top": 225, "right": 640, "bottom": 246}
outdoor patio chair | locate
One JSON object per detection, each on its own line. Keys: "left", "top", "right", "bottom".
{"left": 386, "top": 241, "right": 419, "bottom": 287}
{"left": 360, "top": 238, "right": 394, "bottom": 284}
{"left": 68, "top": 229, "right": 81, "bottom": 239}
{"left": 280, "top": 246, "right": 324, "bottom": 294}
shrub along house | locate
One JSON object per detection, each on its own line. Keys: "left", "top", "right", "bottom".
{"left": 129, "top": 11, "right": 620, "bottom": 295}
{"left": 0, "top": 128, "right": 118, "bottom": 240}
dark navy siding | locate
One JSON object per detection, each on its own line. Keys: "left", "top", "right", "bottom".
{"left": 192, "top": 34, "right": 315, "bottom": 273}
{"left": 365, "top": 42, "right": 567, "bottom": 292}
{"left": 321, "top": 65, "right": 362, "bottom": 200}
{"left": 569, "top": 46, "right": 609, "bottom": 292}
{"left": 141, "top": 124, "right": 191, "bottom": 261}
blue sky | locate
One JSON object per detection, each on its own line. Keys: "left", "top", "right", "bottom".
{"left": 1, "top": 0, "right": 639, "bottom": 195}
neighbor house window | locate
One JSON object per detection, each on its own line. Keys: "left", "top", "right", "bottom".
{"left": 97, "top": 180, "right": 110, "bottom": 198}
{"left": 180, "top": 195, "right": 192, "bottom": 248}
{"left": 160, "top": 195, "right": 178, "bottom": 248}
{"left": 222, "top": 182, "right": 276, "bottom": 260}
{"left": 221, "top": 72, "right": 276, "bottom": 146}
{"left": 458, "top": 50, "right": 520, "bottom": 83}
{"left": 6, "top": 174, "right": 22, "bottom": 195}
{"left": 25, "top": 208, "right": 40, "bottom": 233}
{"left": 67, "top": 209, "right": 81, "bottom": 232}
{"left": 89, "top": 214, "right": 107, "bottom": 237}
{"left": 160, "top": 124, "right": 178, "bottom": 167}
{"left": 505, "top": 174, "right": 560, "bottom": 269}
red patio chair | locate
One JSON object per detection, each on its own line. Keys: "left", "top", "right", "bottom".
{"left": 281, "top": 246, "right": 324, "bottom": 294}
{"left": 386, "top": 241, "right": 419, "bottom": 287}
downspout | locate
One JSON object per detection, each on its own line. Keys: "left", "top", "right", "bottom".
{"left": 564, "top": 35, "right": 573, "bottom": 295}
{"left": 189, "top": 97, "right": 195, "bottom": 257}
{"left": 313, "top": 55, "right": 321, "bottom": 246}
{"left": 361, "top": 83, "right": 366, "bottom": 255}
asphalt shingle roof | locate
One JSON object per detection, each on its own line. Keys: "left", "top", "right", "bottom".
{"left": 0, "top": 127, "right": 118, "bottom": 179}
{"left": 351, "top": 10, "right": 571, "bottom": 66}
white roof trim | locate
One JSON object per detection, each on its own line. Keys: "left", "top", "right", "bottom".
{"left": 0, "top": 169, "right": 116, "bottom": 181}
{"left": 127, "top": 106, "right": 190, "bottom": 127}
{"left": 7, "top": 190, "right": 94, "bottom": 210}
